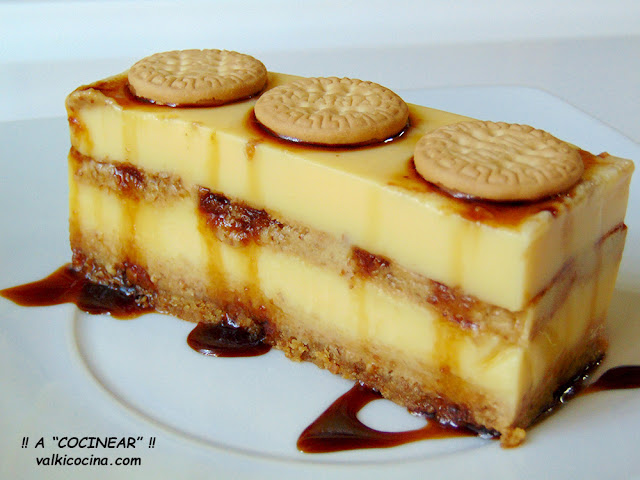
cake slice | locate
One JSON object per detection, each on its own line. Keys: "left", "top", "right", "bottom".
{"left": 65, "top": 49, "right": 634, "bottom": 446}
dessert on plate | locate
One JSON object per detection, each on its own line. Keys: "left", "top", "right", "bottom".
{"left": 64, "top": 49, "right": 634, "bottom": 446}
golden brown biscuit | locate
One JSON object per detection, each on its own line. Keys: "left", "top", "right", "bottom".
{"left": 413, "top": 120, "right": 584, "bottom": 201}
{"left": 254, "top": 77, "right": 409, "bottom": 145}
{"left": 128, "top": 49, "right": 267, "bottom": 106}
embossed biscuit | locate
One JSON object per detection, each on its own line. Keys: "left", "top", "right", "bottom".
{"left": 413, "top": 121, "right": 584, "bottom": 201}
{"left": 254, "top": 77, "right": 409, "bottom": 145}
{"left": 128, "top": 49, "right": 267, "bottom": 106}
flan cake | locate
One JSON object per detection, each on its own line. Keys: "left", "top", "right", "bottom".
{"left": 65, "top": 49, "right": 634, "bottom": 446}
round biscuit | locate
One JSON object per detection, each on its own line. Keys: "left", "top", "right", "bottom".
{"left": 128, "top": 49, "right": 267, "bottom": 106}
{"left": 254, "top": 77, "right": 409, "bottom": 146}
{"left": 413, "top": 121, "right": 584, "bottom": 201}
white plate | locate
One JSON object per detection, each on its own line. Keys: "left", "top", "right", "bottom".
{"left": 1, "top": 87, "right": 639, "bottom": 480}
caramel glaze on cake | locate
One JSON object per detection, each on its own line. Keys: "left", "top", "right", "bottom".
{"left": 63, "top": 72, "right": 633, "bottom": 447}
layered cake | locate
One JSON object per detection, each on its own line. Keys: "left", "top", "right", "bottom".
{"left": 65, "top": 49, "right": 634, "bottom": 446}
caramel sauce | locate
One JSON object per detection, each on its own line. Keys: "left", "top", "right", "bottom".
{"left": 197, "top": 209, "right": 228, "bottom": 298}
{"left": 300, "top": 363, "right": 640, "bottom": 453}
{"left": 245, "top": 110, "right": 412, "bottom": 153}
{"left": 581, "top": 365, "right": 640, "bottom": 394}
{"left": 297, "top": 382, "right": 477, "bottom": 453}
{"left": 395, "top": 160, "right": 563, "bottom": 227}
{"left": 113, "top": 164, "right": 145, "bottom": 193}
{"left": 351, "top": 247, "right": 391, "bottom": 278}
{"left": 245, "top": 138, "right": 260, "bottom": 161}
{"left": 389, "top": 150, "right": 603, "bottom": 228}
{"left": 0, "top": 265, "right": 152, "bottom": 318}
{"left": 67, "top": 115, "right": 93, "bottom": 153}
{"left": 87, "top": 75, "right": 262, "bottom": 110}
{"left": 350, "top": 247, "right": 390, "bottom": 338}
{"left": 187, "top": 320, "right": 271, "bottom": 357}
{"left": 560, "top": 364, "right": 640, "bottom": 400}
{"left": 531, "top": 361, "right": 640, "bottom": 432}
{"left": 87, "top": 77, "right": 146, "bottom": 109}
{"left": 198, "top": 187, "right": 274, "bottom": 245}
